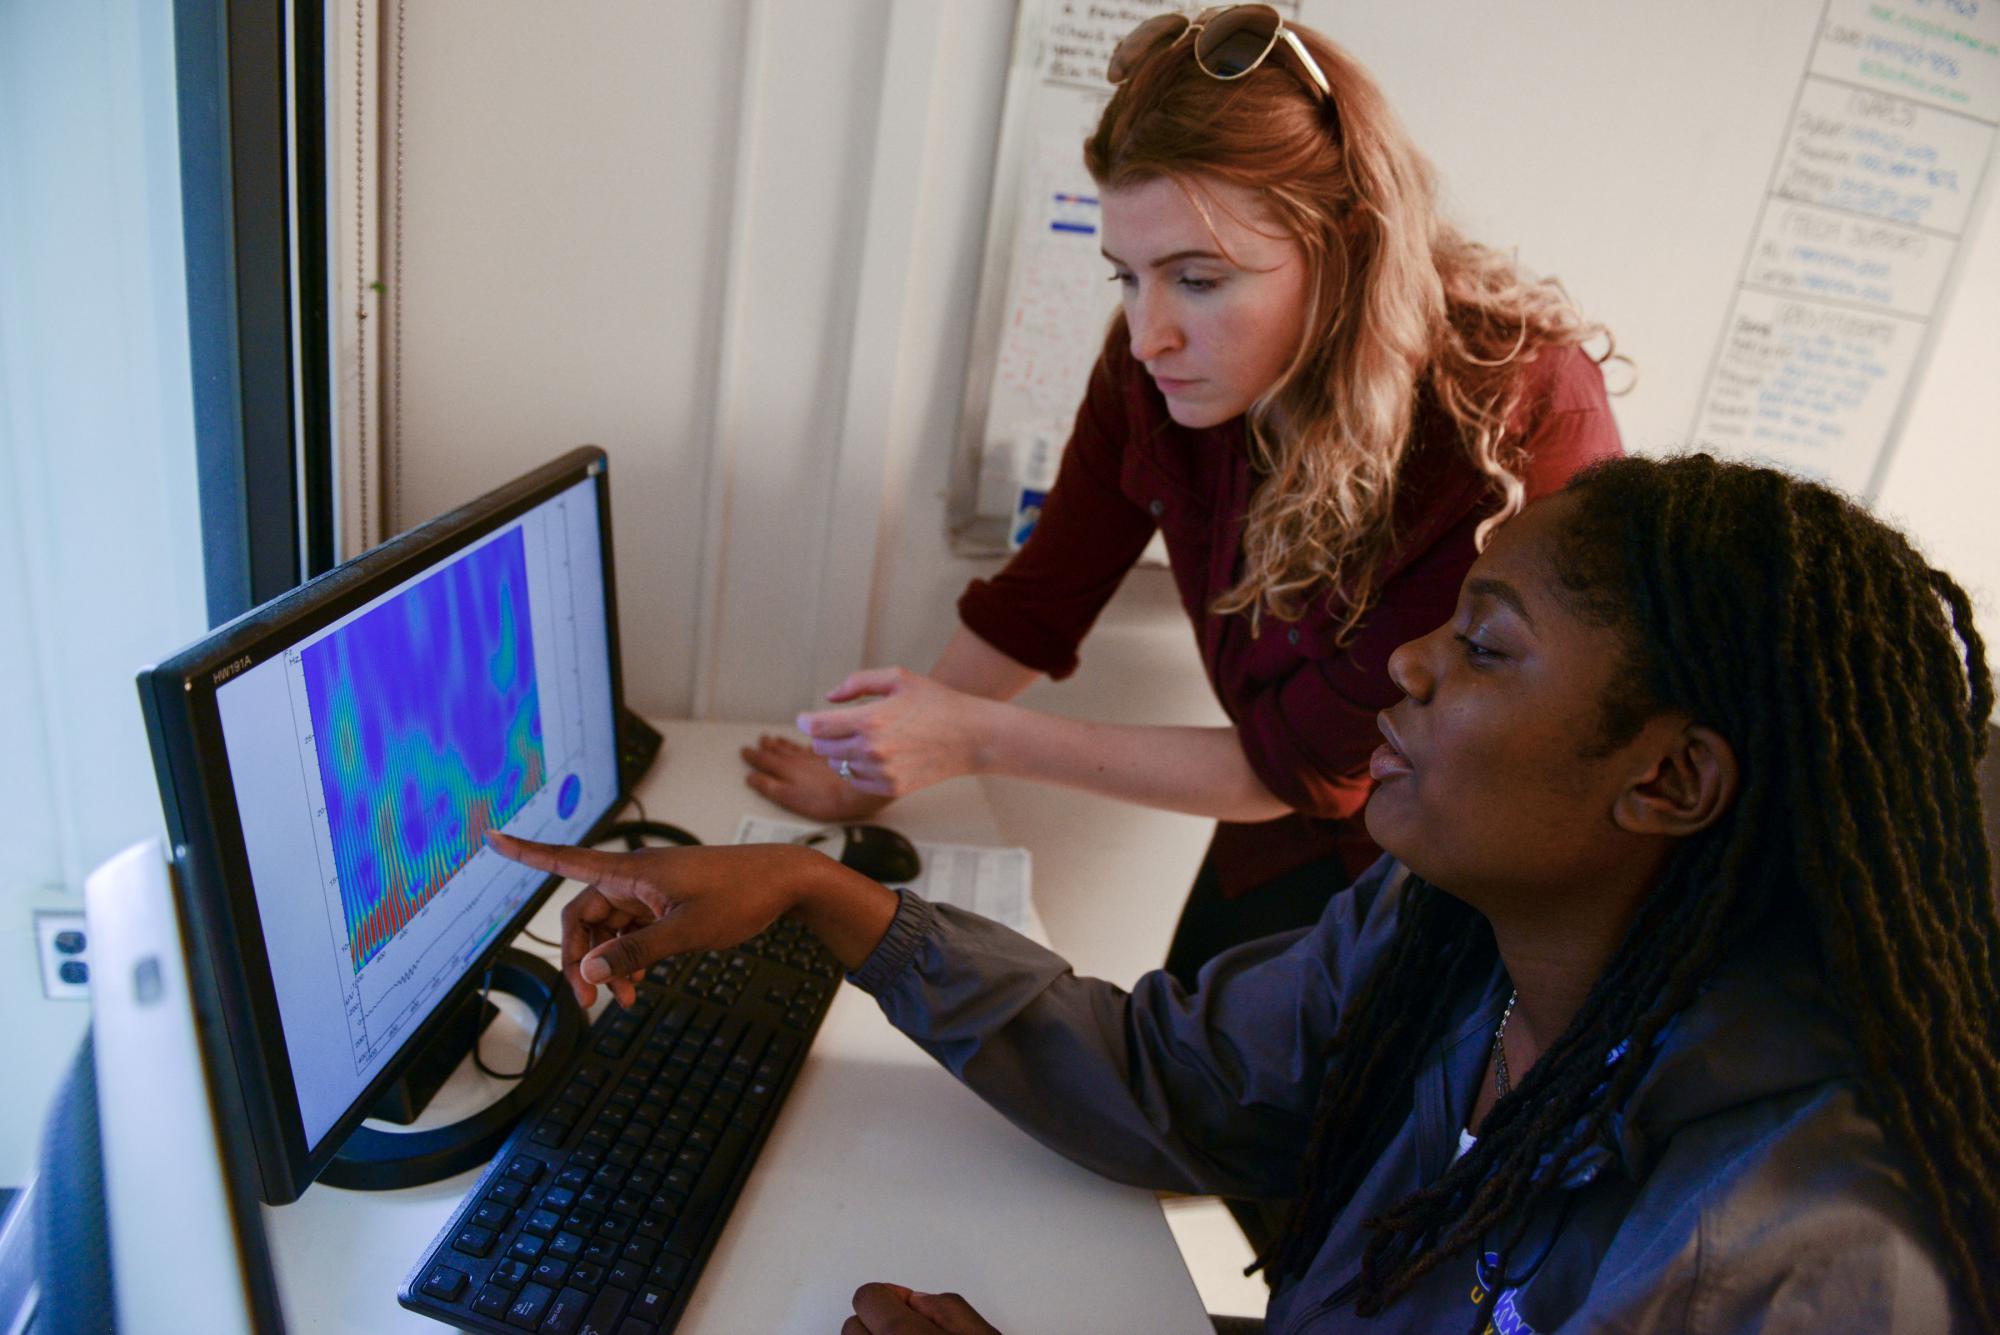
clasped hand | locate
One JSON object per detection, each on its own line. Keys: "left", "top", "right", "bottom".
{"left": 742, "top": 668, "right": 995, "bottom": 818}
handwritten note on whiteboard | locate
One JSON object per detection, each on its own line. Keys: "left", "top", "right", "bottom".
{"left": 1693, "top": 0, "right": 1999, "bottom": 492}
{"left": 981, "top": 1, "right": 1175, "bottom": 490}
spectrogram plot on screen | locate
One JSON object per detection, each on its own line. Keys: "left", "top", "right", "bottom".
{"left": 302, "top": 528, "right": 546, "bottom": 973}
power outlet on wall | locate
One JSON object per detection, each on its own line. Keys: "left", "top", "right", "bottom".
{"left": 35, "top": 910, "right": 90, "bottom": 1000}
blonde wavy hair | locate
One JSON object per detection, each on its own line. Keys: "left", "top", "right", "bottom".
{"left": 1085, "top": 21, "right": 1618, "bottom": 639}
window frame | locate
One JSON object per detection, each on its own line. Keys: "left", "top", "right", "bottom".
{"left": 174, "top": 0, "right": 335, "bottom": 624}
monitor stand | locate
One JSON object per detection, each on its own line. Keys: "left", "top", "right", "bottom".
{"left": 320, "top": 949, "right": 583, "bottom": 1191}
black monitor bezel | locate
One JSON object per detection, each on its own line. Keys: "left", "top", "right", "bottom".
{"left": 138, "top": 446, "right": 628, "bottom": 1204}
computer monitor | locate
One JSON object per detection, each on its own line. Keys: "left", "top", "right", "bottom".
{"left": 86, "top": 837, "right": 288, "bottom": 1335}
{"left": 138, "top": 448, "right": 628, "bottom": 1204}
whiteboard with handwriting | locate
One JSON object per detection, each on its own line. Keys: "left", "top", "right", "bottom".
{"left": 949, "top": 0, "right": 1999, "bottom": 548}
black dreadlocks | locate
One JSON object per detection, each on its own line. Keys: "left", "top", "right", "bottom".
{"left": 1262, "top": 454, "right": 2000, "bottom": 1329}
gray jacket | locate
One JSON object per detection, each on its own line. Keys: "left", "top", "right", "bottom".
{"left": 848, "top": 857, "right": 1965, "bottom": 1332}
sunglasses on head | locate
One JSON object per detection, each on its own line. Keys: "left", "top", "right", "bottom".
{"left": 1107, "top": 4, "right": 1332, "bottom": 102}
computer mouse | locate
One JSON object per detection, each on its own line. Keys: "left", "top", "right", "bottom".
{"left": 836, "top": 823, "right": 921, "bottom": 885}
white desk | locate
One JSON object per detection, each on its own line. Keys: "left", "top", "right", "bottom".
{"left": 263, "top": 719, "right": 1213, "bottom": 1333}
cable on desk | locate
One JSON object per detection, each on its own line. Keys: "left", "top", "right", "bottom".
{"left": 473, "top": 964, "right": 555, "bottom": 1081}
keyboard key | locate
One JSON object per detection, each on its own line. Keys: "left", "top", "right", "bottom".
{"left": 506, "top": 1155, "right": 546, "bottom": 1185}
{"left": 543, "top": 1285, "right": 593, "bottom": 1335}
{"left": 614, "top": 1319, "right": 654, "bottom": 1335}
{"left": 608, "top": 1259, "right": 646, "bottom": 1291}
{"left": 509, "top": 1232, "right": 548, "bottom": 1263}
{"left": 632, "top": 1279, "right": 672, "bottom": 1327}
{"left": 570, "top": 1260, "right": 605, "bottom": 1290}
{"left": 630, "top": 1285, "right": 674, "bottom": 1322}
{"left": 489, "top": 1177, "right": 528, "bottom": 1207}
{"left": 505, "top": 1280, "right": 554, "bottom": 1328}
{"left": 421, "top": 1264, "right": 468, "bottom": 1301}
{"left": 474, "top": 1199, "right": 513, "bottom": 1230}
{"left": 452, "top": 1224, "right": 497, "bottom": 1258}
{"left": 578, "top": 1284, "right": 631, "bottom": 1335}
{"left": 493, "top": 1258, "right": 532, "bottom": 1290}
{"left": 524, "top": 1207, "right": 563, "bottom": 1237}
{"left": 582, "top": 1236, "right": 620, "bottom": 1267}
{"left": 542, "top": 1185, "right": 577, "bottom": 1212}
{"left": 548, "top": 1230, "right": 585, "bottom": 1261}
{"left": 650, "top": 1251, "right": 690, "bottom": 1290}
{"left": 472, "top": 1284, "right": 512, "bottom": 1318}
{"left": 532, "top": 1256, "right": 570, "bottom": 1288}
{"left": 666, "top": 1129, "right": 750, "bottom": 1254}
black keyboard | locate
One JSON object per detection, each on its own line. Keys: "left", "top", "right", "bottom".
{"left": 400, "top": 917, "right": 842, "bottom": 1333}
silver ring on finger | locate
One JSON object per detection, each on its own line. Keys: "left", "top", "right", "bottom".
{"left": 837, "top": 758, "right": 854, "bottom": 781}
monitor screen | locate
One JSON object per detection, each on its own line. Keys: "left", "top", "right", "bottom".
{"left": 213, "top": 476, "right": 615, "bottom": 1149}
{"left": 139, "top": 449, "right": 627, "bottom": 1200}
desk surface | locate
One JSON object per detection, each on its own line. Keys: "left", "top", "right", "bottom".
{"left": 263, "top": 719, "right": 1212, "bottom": 1333}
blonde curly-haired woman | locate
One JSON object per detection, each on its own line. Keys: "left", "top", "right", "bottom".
{"left": 743, "top": 5, "right": 1622, "bottom": 998}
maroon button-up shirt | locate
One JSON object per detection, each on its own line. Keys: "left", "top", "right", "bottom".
{"left": 960, "top": 324, "right": 1623, "bottom": 896}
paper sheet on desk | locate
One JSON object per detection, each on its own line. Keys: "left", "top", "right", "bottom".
{"left": 733, "top": 815, "right": 1041, "bottom": 940}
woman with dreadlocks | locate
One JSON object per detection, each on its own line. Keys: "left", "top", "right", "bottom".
{"left": 491, "top": 453, "right": 1998, "bottom": 1333}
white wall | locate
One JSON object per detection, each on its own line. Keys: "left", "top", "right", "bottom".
{"left": 360, "top": 0, "right": 1999, "bottom": 734}
{"left": 358, "top": 1, "right": 752, "bottom": 717}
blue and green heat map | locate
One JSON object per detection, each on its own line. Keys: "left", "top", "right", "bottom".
{"left": 302, "top": 528, "right": 547, "bottom": 973}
